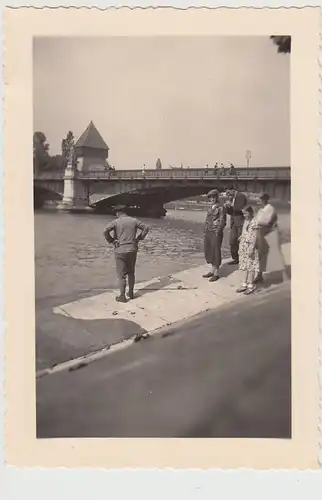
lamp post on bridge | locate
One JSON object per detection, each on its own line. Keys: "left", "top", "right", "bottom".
{"left": 246, "top": 150, "right": 252, "bottom": 169}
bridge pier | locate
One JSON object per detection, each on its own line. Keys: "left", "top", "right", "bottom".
{"left": 132, "top": 198, "right": 166, "bottom": 218}
{"left": 146, "top": 201, "right": 166, "bottom": 218}
{"left": 274, "top": 182, "right": 290, "bottom": 202}
{"left": 57, "top": 159, "right": 90, "bottom": 211}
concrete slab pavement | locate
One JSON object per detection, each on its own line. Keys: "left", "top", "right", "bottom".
{"left": 54, "top": 241, "right": 290, "bottom": 325}
{"left": 36, "top": 283, "right": 291, "bottom": 439}
{"left": 35, "top": 242, "right": 290, "bottom": 375}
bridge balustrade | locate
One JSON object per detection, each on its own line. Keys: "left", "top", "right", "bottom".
{"left": 34, "top": 171, "right": 65, "bottom": 180}
{"left": 35, "top": 166, "right": 291, "bottom": 181}
{"left": 78, "top": 167, "right": 290, "bottom": 180}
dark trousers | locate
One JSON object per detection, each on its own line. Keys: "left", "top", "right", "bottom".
{"left": 204, "top": 231, "right": 224, "bottom": 270}
{"left": 229, "top": 223, "right": 243, "bottom": 262}
{"left": 115, "top": 251, "right": 137, "bottom": 296}
{"left": 256, "top": 228, "right": 270, "bottom": 273}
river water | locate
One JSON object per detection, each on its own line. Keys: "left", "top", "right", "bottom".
{"left": 35, "top": 207, "right": 290, "bottom": 307}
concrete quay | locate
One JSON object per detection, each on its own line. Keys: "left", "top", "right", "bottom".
{"left": 36, "top": 282, "right": 291, "bottom": 439}
{"left": 36, "top": 241, "right": 290, "bottom": 376}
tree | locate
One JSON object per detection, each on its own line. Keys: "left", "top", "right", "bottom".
{"left": 43, "top": 154, "right": 65, "bottom": 171}
{"left": 33, "top": 131, "right": 50, "bottom": 174}
{"left": 270, "top": 36, "right": 291, "bottom": 54}
{"left": 61, "top": 131, "right": 75, "bottom": 167}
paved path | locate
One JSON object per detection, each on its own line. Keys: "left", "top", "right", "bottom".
{"left": 36, "top": 282, "right": 291, "bottom": 438}
{"left": 36, "top": 242, "right": 290, "bottom": 372}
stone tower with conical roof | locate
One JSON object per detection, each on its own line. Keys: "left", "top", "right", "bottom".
{"left": 74, "top": 121, "right": 109, "bottom": 172}
{"left": 59, "top": 122, "right": 110, "bottom": 211}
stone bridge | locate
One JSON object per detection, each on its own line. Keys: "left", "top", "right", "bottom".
{"left": 34, "top": 166, "right": 291, "bottom": 212}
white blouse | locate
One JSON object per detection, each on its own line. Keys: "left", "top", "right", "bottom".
{"left": 256, "top": 204, "right": 277, "bottom": 228}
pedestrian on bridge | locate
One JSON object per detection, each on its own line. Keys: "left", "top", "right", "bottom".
{"left": 103, "top": 206, "right": 150, "bottom": 303}
{"left": 229, "top": 163, "right": 236, "bottom": 176}
{"left": 203, "top": 189, "right": 227, "bottom": 282}
{"left": 225, "top": 187, "right": 247, "bottom": 265}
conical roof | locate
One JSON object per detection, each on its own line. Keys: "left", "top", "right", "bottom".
{"left": 75, "top": 121, "right": 109, "bottom": 151}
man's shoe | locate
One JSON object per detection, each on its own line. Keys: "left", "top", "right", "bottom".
{"left": 128, "top": 292, "right": 135, "bottom": 300}
{"left": 228, "top": 260, "right": 239, "bottom": 265}
{"left": 209, "top": 275, "right": 220, "bottom": 282}
{"left": 116, "top": 295, "right": 127, "bottom": 303}
{"left": 203, "top": 272, "right": 214, "bottom": 278}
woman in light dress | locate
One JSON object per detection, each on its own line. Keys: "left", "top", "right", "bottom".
{"left": 254, "top": 192, "right": 287, "bottom": 284}
{"left": 236, "top": 206, "right": 260, "bottom": 295}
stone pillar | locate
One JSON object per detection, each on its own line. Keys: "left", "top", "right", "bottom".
{"left": 147, "top": 200, "right": 166, "bottom": 218}
{"left": 273, "top": 181, "right": 290, "bottom": 202}
{"left": 58, "top": 148, "right": 89, "bottom": 211}
{"left": 61, "top": 159, "right": 76, "bottom": 205}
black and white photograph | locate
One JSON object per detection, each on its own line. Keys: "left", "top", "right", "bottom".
{"left": 33, "top": 35, "right": 291, "bottom": 439}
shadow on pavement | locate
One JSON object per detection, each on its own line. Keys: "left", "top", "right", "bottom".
{"left": 220, "top": 262, "right": 239, "bottom": 278}
{"left": 136, "top": 275, "right": 181, "bottom": 296}
{"left": 262, "top": 265, "right": 291, "bottom": 288}
{"left": 36, "top": 312, "right": 146, "bottom": 372}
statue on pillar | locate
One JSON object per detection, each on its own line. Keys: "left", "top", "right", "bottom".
{"left": 59, "top": 131, "right": 88, "bottom": 210}
{"left": 65, "top": 138, "right": 77, "bottom": 177}
{"left": 68, "top": 136, "right": 75, "bottom": 164}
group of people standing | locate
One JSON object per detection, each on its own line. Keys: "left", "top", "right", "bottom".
{"left": 203, "top": 187, "right": 280, "bottom": 295}
{"left": 103, "top": 187, "right": 282, "bottom": 302}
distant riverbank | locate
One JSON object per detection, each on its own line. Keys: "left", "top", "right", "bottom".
{"left": 166, "top": 197, "right": 290, "bottom": 212}
{"left": 166, "top": 207, "right": 291, "bottom": 245}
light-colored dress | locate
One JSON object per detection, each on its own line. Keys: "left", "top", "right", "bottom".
{"left": 238, "top": 218, "right": 260, "bottom": 273}
{"left": 255, "top": 204, "right": 286, "bottom": 273}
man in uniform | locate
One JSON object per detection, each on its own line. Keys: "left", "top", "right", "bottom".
{"left": 104, "top": 206, "right": 149, "bottom": 302}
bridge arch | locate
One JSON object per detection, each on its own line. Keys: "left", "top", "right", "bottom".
{"left": 34, "top": 185, "right": 62, "bottom": 209}
{"left": 91, "top": 184, "right": 227, "bottom": 214}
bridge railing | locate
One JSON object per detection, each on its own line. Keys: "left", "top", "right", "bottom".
{"left": 35, "top": 166, "right": 291, "bottom": 181}
{"left": 78, "top": 167, "right": 291, "bottom": 180}
{"left": 34, "top": 171, "right": 65, "bottom": 180}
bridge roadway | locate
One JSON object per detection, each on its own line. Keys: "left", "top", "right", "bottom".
{"left": 34, "top": 166, "right": 291, "bottom": 211}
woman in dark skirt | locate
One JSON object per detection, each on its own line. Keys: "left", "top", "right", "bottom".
{"left": 203, "top": 189, "right": 227, "bottom": 282}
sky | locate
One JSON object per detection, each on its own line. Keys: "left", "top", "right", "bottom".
{"left": 33, "top": 36, "right": 290, "bottom": 169}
